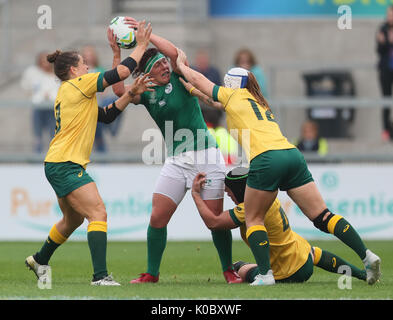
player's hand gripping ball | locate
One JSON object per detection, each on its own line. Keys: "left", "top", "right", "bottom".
{"left": 109, "top": 16, "right": 137, "bottom": 49}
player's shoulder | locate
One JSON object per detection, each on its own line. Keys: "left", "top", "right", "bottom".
{"left": 64, "top": 72, "right": 102, "bottom": 97}
{"left": 68, "top": 72, "right": 99, "bottom": 85}
{"left": 169, "top": 71, "right": 185, "bottom": 87}
{"left": 238, "top": 88, "right": 257, "bottom": 100}
{"left": 234, "top": 202, "right": 245, "bottom": 214}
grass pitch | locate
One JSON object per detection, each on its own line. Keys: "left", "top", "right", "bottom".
{"left": 0, "top": 240, "right": 392, "bottom": 300}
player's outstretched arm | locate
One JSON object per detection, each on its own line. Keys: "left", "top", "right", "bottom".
{"left": 101, "top": 20, "right": 152, "bottom": 90}
{"left": 179, "top": 77, "right": 224, "bottom": 110}
{"left": 191, "top": 173, "right": 237, "bottom": 230}
{"left": 123, "top": 17, "right": 182, "bottom": 73}
{"left": 107, "top": 27, "right": 125, "bottom": 97}
{"left": 98, "top": 74, "right": 154, "bottom": 124}
{"left": 176, "top": 48, "right": 216, "bottom": 100}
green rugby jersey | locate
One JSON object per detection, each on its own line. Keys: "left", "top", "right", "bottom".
{"left": 139, "top": 72, "right": 217, "bottom": 156}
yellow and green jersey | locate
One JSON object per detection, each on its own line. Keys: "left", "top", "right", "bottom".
{"left": 45, "top": 72, "right": 104, "bottom": 168}
{"left": 229, "top": 199, "right": 311, "bottom": 280}
{"left": 212, "top": 85, "right": 295, "bottom": 161}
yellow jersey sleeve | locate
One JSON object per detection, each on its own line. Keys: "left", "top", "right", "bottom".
{"left": 66, "top": 72, "right": 104, "bottom": 98}
{"left": 212, "top": 85, "right": 235, "bottom": 108}
{"left": 229, "top": 203, "right": 245, "bottom": 226}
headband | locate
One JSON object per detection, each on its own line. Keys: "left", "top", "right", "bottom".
{"left": 144, "top": 52, "right": 166, "bottom": 73}
{"left": 225, "top": 174, "right": 249, "bottom": 181}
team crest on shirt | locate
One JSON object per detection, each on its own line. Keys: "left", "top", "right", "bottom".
{"left": 158, "top": 100, "right": 166, "bottom": 107}
{"left": 165, "top": 83, "right": 172, "bottom": 94}
{"left": 149, "top": 90, "right": 157, "bottom": 104}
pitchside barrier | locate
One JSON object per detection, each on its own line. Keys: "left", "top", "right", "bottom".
{"left": 1, "top": 163, "right": 393, "bottom": 241}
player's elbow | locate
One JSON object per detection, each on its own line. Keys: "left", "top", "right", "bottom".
{"left": 204, "top": 217, "right": 221, "bottom": 230}
{"left": 113, "top": 85, "right": 125, "bottom": 98}
{"left": 117, "top": 68, "right": 130, "bottom": 81}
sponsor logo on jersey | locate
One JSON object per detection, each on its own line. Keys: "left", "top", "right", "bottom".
{"left": 204, "top": 179, "right": 212, "bottom": 187}
{"left": 165, "top": 83, "right": 172, "bottom": 94}
{"left": 149, "top": 91, "right": 157, "bottom": 104}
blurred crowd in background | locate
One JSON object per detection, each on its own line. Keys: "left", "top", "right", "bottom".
{"left": 13, "top": 4, "right": 393, "bottom": 160}
{"left": 20, "top": 43, "right": 273, "bottom": 162}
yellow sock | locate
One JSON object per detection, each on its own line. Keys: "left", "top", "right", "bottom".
{"left": 87, "top": 221, "right": 107, "bottom": 233}
{"left": 49, "top": 224, "right": 67, "bottom": 244}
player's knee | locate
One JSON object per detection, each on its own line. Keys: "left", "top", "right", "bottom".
{"left": 89, "top": 202, "right": 107, "bottom": 222}
{"left": 245, "top": 215, "right": 265, "bottom": 228}
{"left": 312, "top": 209, "right": 334, "bottom": 233}
{"left": 150, "top": 211, "right": 169, "bottom": 229}
{"left": 64, "top": 214, "right": 84, "bottom": 229}
{"left": 73, "top": 215, "right": 85, "bottom": 228}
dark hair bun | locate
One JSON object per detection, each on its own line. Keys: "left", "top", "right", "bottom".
{"left": 47, "top": 50, "right": 62, "bottom": 63}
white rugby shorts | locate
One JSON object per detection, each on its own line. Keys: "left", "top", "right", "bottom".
{"left": 154, "top": 147, "right": 226, "bottom": 205}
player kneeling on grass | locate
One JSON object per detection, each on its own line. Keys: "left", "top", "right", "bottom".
{"left": 191, "top": 167, "right": 372, "bottom": 285}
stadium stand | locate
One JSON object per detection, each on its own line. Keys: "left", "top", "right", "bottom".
{"left": 0, "top": 0, "right": 392, "bottom": 161}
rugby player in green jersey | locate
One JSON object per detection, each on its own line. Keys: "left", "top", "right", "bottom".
{"left": 110, "top": 17, "right": 241, "bottom": 284}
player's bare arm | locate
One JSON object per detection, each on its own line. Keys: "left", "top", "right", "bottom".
{"left": 107, "top": 27, "right": 124, "bottom": 96}
{"left": 123, "top": 16, "right": 184, "bottom": 74}
{"left": 176, "top": 48, "right": 216, "bottom": 99}
{"left": 179, "top": 77, "right": 224, "bottom": 110}
{"left": 191, "top": 173, "right": 237, "bottom": 230}
{"left": 98, "top": 73, "right": 154, "bottom": 124}
{"left": 102, "top": 20, "right": 152, "bottom": 90}
{"left": 107, "top": 27, "right": 144, "bottom": 105}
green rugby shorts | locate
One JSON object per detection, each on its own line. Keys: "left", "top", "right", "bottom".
{"left": 44, "top": 161, "right": 94, "bottom": 198}
{"left": 246, "top": 148, "right": 314, "bottom": 191}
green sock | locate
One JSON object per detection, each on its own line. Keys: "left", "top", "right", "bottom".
{"left": 34, "top": 224, "right": 67, "bottom": 265}
{"left": 247, "top": 226, "right": 271, "bottom": 275}
{"left": 211, "top": 229, "right": 233, "bottom": 272}
{"left": 87, "top": 227, "right": 108, "bottom": 281}
{"left": 34, "top": 236, "right": 61, "bottom": 265}
{"left": 316, "top": 249, "right": 366, "bottom": 281}
{"left": 332, "top": 218, "right": 367, "bottom": 260}
{"left": 147, "top": 225, "right": 167, "bottom": 277}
